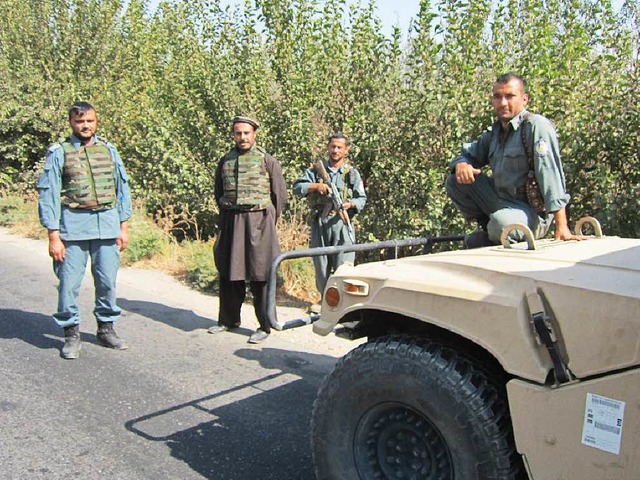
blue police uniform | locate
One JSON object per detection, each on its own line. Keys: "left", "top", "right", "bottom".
{"left": 293, "top": 161, "right": 367, "bottom": 294}
{"left": 446, "top": 110, "right": 569, "bottom": 243}
{"left": 37, "top": 134, "right": 132, "bottom": 327}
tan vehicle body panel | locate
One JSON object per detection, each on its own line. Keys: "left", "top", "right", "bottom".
{"left": 314, "top": 237, "right": 640, "bottom": 383}
{"left": 508, "top": 369, "right": 640, "bottom": 479}
{"left": 313, "top": 235, "right": 640, "bottom": 478}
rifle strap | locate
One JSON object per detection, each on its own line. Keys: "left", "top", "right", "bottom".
{"left": 520, "top": 113, "right": 534, "bottom": 171}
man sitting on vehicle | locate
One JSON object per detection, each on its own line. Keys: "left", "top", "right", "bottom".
{"left": 445, "top": 73, "right": 586, "bottom": 247}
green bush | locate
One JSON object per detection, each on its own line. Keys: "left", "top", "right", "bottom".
{"left": 122, "top": 214, "right": 165, "bottom": 263}
{"left": 182, "top": 241, "right": 218, "bottom": 292}
{"left": 124, "top": 229, "right": 163, "bottom": 263}
{"left": 0, "top": 0, "right": 637, "bottom": 244}
{"left": 0, "top": 195, "right": 43, "bottom": 238}
{"left": 0, "top": 198, "right": 20, "bottom": 227}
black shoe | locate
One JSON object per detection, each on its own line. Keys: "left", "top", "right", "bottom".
{"left": 96, "top": 322, "right": 128, "bottom": 350}
{"left": 307, "top": 304, "right": 321, "bottom": 314}
{"left": 464, "top": 230, "right": 494, "bottom": 249}
{"left": 207, "top": 324, "right": 240, "bottom": 334}
{"left": 248, "top": 329, "right": 270, "bottom": 344}
{"left": 61, "top": 325, "right": 81, "bottom": 359}
{"left": 476, "top": 215, "right": 489, "bottom": 232}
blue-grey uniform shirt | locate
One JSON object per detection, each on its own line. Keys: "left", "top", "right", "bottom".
{"left": 449, "top": 110, "right": 570, "bottom": 213}
{"left": 37, "top": 134, "right": 133, "bottom": 241}
{"left": 293, "top": 161, "right": 367, "bottom": 213}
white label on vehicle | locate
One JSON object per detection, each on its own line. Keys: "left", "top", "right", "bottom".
{"left": 581, "top": 393, "right": 625, "bottom": 455}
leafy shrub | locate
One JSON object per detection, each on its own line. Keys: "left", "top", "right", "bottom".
{"left": 181, "top": 240, "right": 218, "bottom": 292}
{"left": 122, "top": 213, "right": 166, "bottom": 264}
{"left": 2, "top": 0, "right": 637, "bottom": 241}
{"left": 0, "top": 195, "right": 45, "bottom": 238}
{"left": 0, "top": 199, "right": 20, "bottom": 228}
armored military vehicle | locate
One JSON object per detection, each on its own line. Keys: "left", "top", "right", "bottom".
{"left": 308, "top": 219, "right": 640, "bottom": 479}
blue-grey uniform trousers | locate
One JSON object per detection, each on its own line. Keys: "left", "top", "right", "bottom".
{"left": 52, "top": 239, "right": 121, "bottom": 327}
{"left": 311, "top": 214, "right": 355, "bottom": 295}
{"left": 445, "top": 173, "right": 552, "bottom": 243}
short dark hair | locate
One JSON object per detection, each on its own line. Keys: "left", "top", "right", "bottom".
{"left": 68, "top": 101, "right": 95, "bottom": 119}
{"left": 328, "top": 132, "right": 350, "bottom": 146}
{"left": 495, "top": 73, "right": 526, "bottom": 92}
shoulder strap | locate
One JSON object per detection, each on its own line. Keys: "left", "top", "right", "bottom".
{"left": 255, "top": 145, "right": 268, "bottom": 156}
{"left": 47, "top": 142, "right": 63, "bottom": 153}
{"left": 341, "top": 164, "right": 350, "bottom": 181}
{"left": 520, "top": 113, "right": 534, "bottom": 170}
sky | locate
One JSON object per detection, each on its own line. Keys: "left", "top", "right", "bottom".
{"left": 217, "top": 0, "right": 422, "bottom": 37}
{"left": 158, "top": 0, "right": 625, "bottom": 38}
{"left": 359, "top": 0, "right": 422, "bottom": 36}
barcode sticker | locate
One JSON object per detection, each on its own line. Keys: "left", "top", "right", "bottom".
{"left": 581, "top": 393, "right": 625, "bottom": 455}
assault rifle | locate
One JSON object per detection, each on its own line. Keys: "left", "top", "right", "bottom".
{"left": 314, "top": 160, "right": 356, "bottom": 243}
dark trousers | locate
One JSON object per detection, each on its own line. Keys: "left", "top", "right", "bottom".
{"left": 445, "top": 172, "right": 551, "bottom": 243}
{"left": 218, "top": 278, "right": 270, "bottom": 333}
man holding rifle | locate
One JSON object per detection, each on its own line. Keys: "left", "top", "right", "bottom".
{"left": 293, "top": 133, "right": 367, "bottom": 301}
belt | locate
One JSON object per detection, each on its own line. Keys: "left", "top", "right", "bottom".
{"left": 222, "top": 203, "right": 269, "bottom": 212}
{"left": 314, "top": 207, "right": 338, "bottom": 218}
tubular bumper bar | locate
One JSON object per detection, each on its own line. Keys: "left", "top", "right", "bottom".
{"left": 267, "top": 235, "right": 465, "bottom": 331}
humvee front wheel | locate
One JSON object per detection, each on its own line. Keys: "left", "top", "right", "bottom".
{"left": 311, "top": 336, "right": 524, "bottom": 479}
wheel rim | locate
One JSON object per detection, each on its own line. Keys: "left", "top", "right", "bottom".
{"left": 354, "top": 402, "right": 453, "bottom": 480}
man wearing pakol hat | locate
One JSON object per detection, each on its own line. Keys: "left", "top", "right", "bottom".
{"left": 208, "top": 115, "right": 288, "bottom": 344}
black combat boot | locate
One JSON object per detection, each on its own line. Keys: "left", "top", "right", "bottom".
{"left": 464, "top": 230, "right": 494, "bottom": 249}
{"left": 61, "top": 324, "right": 81, "bottom": 359}
{"left": 96, "top": 322, "right": 128, "bottom": 350}
{"left": 464, "top": 215, "right": 494, "bottom": 249}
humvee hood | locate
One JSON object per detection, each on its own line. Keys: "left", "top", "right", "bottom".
{"left": 343, "top": 237, "right": 639, "bottom": 299}
{"left": 323, "top": 237, "right": 640, "bottom": 380}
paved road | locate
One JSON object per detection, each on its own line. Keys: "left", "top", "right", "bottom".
{"left": 0, "top": 228, "right": 359, "bottom": 480}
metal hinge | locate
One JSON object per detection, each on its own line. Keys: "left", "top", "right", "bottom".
{"left": 526, "top": 290, "right": 572, "bottom": 384}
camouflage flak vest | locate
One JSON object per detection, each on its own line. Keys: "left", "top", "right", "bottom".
{"left": 61, "top": 142, "right": 116, "bottom": 210}
{"left": 219, "top": 147, "right": 272, "bottom": 210}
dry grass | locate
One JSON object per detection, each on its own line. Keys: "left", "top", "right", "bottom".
{"left": 277, "top": 204, "right": 320, "bottom": 304}
{"left": 0, "top": 193, "right": 47, "bottom": 240}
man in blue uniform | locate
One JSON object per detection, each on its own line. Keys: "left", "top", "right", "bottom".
{"left": 446, "top": 73, "right": 586, "bottom": 247}
{"left": 293, "top": 133, "right": 367, "bottom": 299}
{"left": 37, "top": 102, "right": 132, "bottom": 359}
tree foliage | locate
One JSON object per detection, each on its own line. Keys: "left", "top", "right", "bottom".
{"left": 1, "top": 0, "right": 638, "bottom": 242}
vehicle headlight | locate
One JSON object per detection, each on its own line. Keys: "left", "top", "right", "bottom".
{"left": 325, "top": 286, "right": 341, "bottom": 307}
{"left": 325, "top": 279, "right": 370, "bottom": 309}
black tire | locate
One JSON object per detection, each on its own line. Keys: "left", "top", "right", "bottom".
{"left": 311, "top": 336, "right": 524, "bottom": 480}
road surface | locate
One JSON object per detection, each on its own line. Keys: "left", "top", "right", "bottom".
{"left": 0, "top": 228, "right": 359, "bottom": 480}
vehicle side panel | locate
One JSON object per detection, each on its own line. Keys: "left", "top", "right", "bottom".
{"left": 508, "top": 369, "right": 640, "bottom": 479}
{"left": 538, "top": 285, "right": 640, "bottom": 377}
